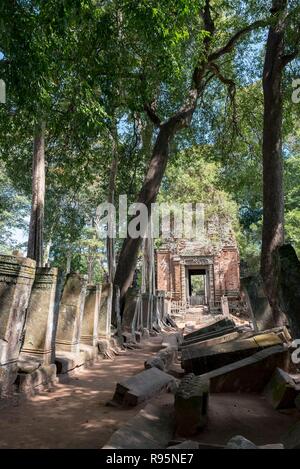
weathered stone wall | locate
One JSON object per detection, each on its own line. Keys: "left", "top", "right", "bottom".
{"left": 21, "top": 267, "right": 58, "bottom": 364}
{"left": 80, "top": 284, "right": 101, "bottom": 347}
{"left": 0, "top": 255, "right": 36, "bottom": 395}
{"left": 214, "top": 247, "right": 240, "bottom": 301}
{"left": 157, "top": 250, "right": 171, "bottom": 292}
{"left": 55, "top": 273, "right": 87, "bottom": 353}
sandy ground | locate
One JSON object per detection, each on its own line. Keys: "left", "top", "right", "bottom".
{"left": 0, "top": 334, "right": 299, "bottom": 449}
{"left": 0, "top": 337, "right": 162, "bottom": 449}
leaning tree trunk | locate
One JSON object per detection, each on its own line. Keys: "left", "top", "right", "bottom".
{"left": 114, "top": 123, "right": 175, "bottom": 309}
{"left": 27, "top": 121, "right": 46, "bottom": 267}
{"left": 261, "top": 0, "right": 287, "bottom": 326}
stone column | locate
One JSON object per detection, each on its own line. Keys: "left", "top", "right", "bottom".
{"left": 21, "top": 267, "right": 58, "bottom": 364}
{"left": 80, "top": 284, "right": 101, "bottom": 347}
{"left": 55, "top": 273, "right": 87, "bottom": 353}
{"left": 0, "top": 255, "right": 36, "bottom": 395}
{"left": 98, "top": 282, "right": 112, "bottom": 338}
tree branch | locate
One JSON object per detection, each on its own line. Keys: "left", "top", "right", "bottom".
{"left": 208, "top": 19, "right": 268, "bottom": 62}
{"left": 144, "top": 102, "right": 161, "bottom": 127}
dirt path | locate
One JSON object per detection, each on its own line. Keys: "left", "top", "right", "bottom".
{"left": 0, "top": 337, "right": 162, "bottom": 449}
{"left": 0, "top": 333, "right": 299, "bottom": 449}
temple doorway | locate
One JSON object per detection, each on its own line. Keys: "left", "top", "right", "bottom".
{"left": 187, "top": 268, "right": 208, "bottom": 305}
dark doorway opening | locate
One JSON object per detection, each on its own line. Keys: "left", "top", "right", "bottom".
{"left": 188, "top": 269, "right": 207, "bottom": 305}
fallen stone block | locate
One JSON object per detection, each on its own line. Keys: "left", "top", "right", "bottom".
{"left": 264, "top": 367, "right": 300, "bottom": 410}
{"left": 184, "top": 318, "right": 236, "bottom": 341}
{"left": 226, "top": 435, "right": 258, "bottom": 449}
{"left": 282, "top": 421, "right": 300, "bottom": 449}
{"left": 175, "top": 373, "right": 209, "bottom": 437}
{"left": 182, "top": 332, "right": 283, "bottom": 375}
{"left": 198, "top": 345, "right": 290, "bottom": 393}
{"left": 111, "top": 367, "right": 176, "bottom": 407}
{"left": 180, "top": 330, "right": 240, "bottom": 349}
{"left": 103, "top": 404, "right": 174, "bottom": 449}
{"left": 144, "top": 346, "right": 177, "bottom": 372}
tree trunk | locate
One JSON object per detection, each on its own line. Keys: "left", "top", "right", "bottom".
{"left": 107, "top": 152, "right": 118, "bottom": 283}
{"left": 114, "top": 123, "right": 174, "bottom": 308}
{"left": 27, "top": 121, "right": 46, "bottom": 267}
{"left": 261, "top": 0, "right": 287, "bottom": 326}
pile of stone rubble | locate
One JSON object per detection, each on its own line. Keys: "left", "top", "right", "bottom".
{"left": 103, "top": 315, "right": 300, "bottom": 449}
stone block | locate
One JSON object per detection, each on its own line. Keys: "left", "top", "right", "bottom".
{"left": 199, "top": 345, "right": 290, "bottom": 392}
{"left": 80, "top": 284, "right": 100, "bottom": 347}
{"left": 184, "top": 317, "right": 236, "bottom": 341}
{"left": 103, "top": 404, "right": 174, "bottom": 449}
{"left": 175, "top": 373, "right": 209, "bottom": 437}
{"left": 98, "top": 282, "right": 112, "bottom": 338}
{"left": 264, "top": 367, "right": 300, "bottom": 410}
{"left": 55, "top": 273, "right": 87, "bottom": 353}
{"left": 182, "top": 332, "right": 283, "bottom": 375}
{"left": 144, "top": 346, "right": 177, "bottom": 372}
{"left": 16, "top": 363, "right": 57, "bottom": 396}
{"left": 122, "top": 287, "right": 139, "bottom": 331}
{"left": 21, "top": 267, "right": 58, "bottom": 365}
{"left": 180, "top": 330, "right": 240, "bottom": 349}
{"left": 111, "top": 367, "right": 176, "bottom": 407}
{"left": 55, "top": 351, "right": 86, "bottom": 374}
{"left": 0, "top": 255, "right": 36, "bottom": 396}
{"left": 226, "top": 435, "right": 257, "bottom": 449}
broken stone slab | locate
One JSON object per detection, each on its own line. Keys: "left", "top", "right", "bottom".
{"left": 198, "top": 345, "right": 290, "bottom": 393}
{"left": 0, "top": 255, "right": 36, "bottom": 397}
{"left": 175, "top": 373, "right": 209, "bottom": 437}
{"left": 182, "top": 332, "right": 283, "bottom": 375}
{"left": 226, "top": 435, "right": 257, "bottom": 449}
{"left": 264, "top": 367, "right": 300, "bottom": 410}
{"left": 21, "top": 267, "right": 58, "bottom": 365}
{"left": 184, "top": 317, "right": 236, "bottom": 341}
{"left": 282, "top": 421, "right": 300, "bottom": 449}
{"left": 182, "top": 325, "right": 238, "bottom": 348}
{"left": 180, "top": 330, "right": 240, "bottom": 350}
{"left": 102, "top": 404, "right": 174, "bottom": 449}
{"left": 145, "top": 346, "right": 177, "bottom": 372}
{"left": 111, "top": 367, "right": 176, "bottom": 407}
